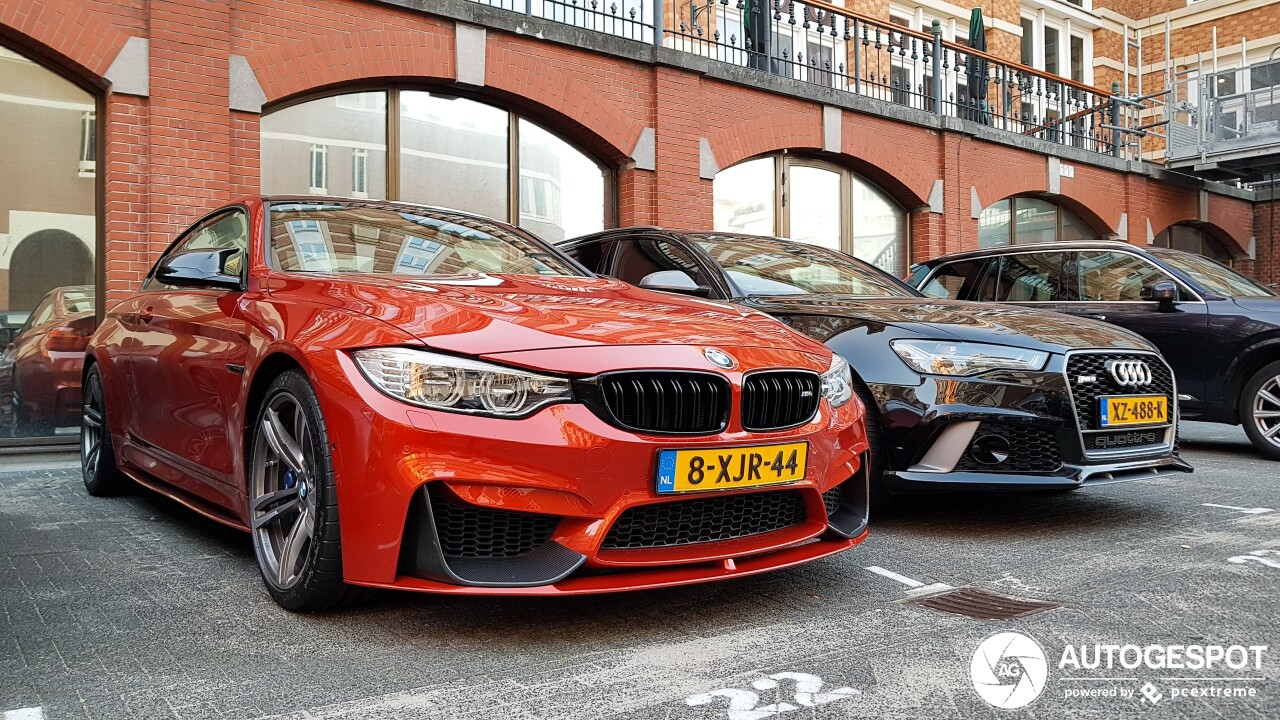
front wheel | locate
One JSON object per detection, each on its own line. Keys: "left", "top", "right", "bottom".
{"left": 81, "top": 365, "right": 129, "bottom": 496}
{"left": 1240, "top": 360, "right": 1280, "bottom": 460}
{"left": 849, "top": 377, "right": 892, "bottom": 517}
{"left": 248, "top": 370, "right": 370, "bottom": 611}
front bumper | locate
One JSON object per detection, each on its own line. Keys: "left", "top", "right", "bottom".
{"left": 872, "top": 354, "right": 1193, "bottom": 493}
{"left": 304, "top": 349, "right": 870, "bottom": 594}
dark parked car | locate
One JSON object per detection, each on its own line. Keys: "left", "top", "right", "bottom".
{"left": 559, "top": 229, "right": 1191, "bottom": 510}
{"left": 908, "top": 241, "right": 1280, "bottom": 459}
{"left": 0, "top": 286, "right": 97, "bottom": 436}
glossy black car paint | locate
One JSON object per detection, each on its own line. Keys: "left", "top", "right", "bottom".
{"left": 907, "top": 241, "right": 1280, "bottom": 427}
{"left": 560, "top": 229, "right": 1192, "bottom": 498}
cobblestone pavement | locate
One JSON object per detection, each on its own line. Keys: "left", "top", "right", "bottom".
{"left": 2, "top": 422, "right": 1277, "bottom": 719}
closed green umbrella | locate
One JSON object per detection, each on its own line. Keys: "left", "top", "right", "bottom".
{"left": 966, "top": 8, "right": 990, "bottom": 124}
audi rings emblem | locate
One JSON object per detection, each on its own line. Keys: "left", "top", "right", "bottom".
{"left": 1105, "top": 359, "right": 1153, "bottom": 386}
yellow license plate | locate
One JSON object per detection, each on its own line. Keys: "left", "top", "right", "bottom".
{"left": 655, "top": 442, "right": 808, "bottom": 494}
{"left": 1099, "top": 395, "right": 1169, "bottom": 427}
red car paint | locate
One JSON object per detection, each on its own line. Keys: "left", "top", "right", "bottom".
{"left": 87, "top": 197, "right": 869, "bottom": 595}
{"left": 1, "top": 286, "right": 96, "bottom": 434}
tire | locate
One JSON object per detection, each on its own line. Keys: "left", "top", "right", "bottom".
{"left": 850, "top": 376, "right": 893, "bottom": 517}
{"left": 248, "top": 370, "right": 372, "bottom": 611}
{"left": 1240, "top": 360, "right": 1280, "bottom": 461}
{"left": 81, "top": 364, "right": 130, "bottom": 496}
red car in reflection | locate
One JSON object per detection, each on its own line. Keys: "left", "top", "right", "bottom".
{"left": 1, "top": 286, "right": 96, "bottom": 436}
{"left": 82, "top": 197, "right": 870, "bottom": 610}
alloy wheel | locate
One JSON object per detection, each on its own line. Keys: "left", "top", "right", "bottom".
{"left": 1252, "top": 376, "right": 1280, "bottom": 449}
{"left": 250, "top": 392, "right": 319, "bottom": 591}
{"left": 81, "top": 373, "right": 105, "bottom": 476}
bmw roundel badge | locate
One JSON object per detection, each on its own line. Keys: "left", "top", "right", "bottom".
{"left": 703, "top": 347, "right": 737, "bottom": 369}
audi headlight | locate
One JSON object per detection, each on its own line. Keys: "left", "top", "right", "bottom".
{"left": 820, "top": 354, "right": 854, "bottom": 408}
{"left": 890, "top": 340, "right": 1048, "bottom": 376}
{"left": 353, "top": 348, "right": 573, "bottom": 418}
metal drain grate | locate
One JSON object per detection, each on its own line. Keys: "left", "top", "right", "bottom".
{"left": 902, "top": 586, "right": 1062, "bottom": 620}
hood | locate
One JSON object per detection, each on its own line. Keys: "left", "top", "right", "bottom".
{"left": 742, "top": 296, "right": 1152, "bottom": 352}
{"left": 268, "top": 273, "right": 820, "bottom": 357}
{"left": 1231, "top": 296, "right": 1280, "bottom": 313}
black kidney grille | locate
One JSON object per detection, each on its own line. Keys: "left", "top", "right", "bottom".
{"left": 602, "top": 490, "right": 807, "bottom": 549}
{"left": 428, "top": 485, "right": 560, "bottom": 559}
{"left": 954, "top": 423, "right": 1062, "bottom": 473}
{"left": 743, "top": 371, "right": 822, "bottom": 431}
{"left": 1066, "top": 353, "right": 1174, "bottom": 431}
{"left": 599, "top": 372, "right": 730, "bottom": 434}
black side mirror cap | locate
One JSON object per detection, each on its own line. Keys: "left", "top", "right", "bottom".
{"left": 1140, "top": 280, "right": 1178, "bottom": 308}
{"left": 154, "top": 248, "right": 244, "bottom": 290}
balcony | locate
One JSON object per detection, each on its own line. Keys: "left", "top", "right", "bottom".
{"left": 1167, "top": 76, "right": 1280, "bottom": 182}
{"left": 465, "top": 0, "right": 1138, "bottom": 160}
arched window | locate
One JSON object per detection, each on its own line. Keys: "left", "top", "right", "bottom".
{"left": 0, "top": 42, "right": 99, "bottom": 442}
{"left": 261, "top": 89, "right": 609, "bottom": 242}
{"left": 978, "top": 197, "right": 1093, "bottom": 248}
{"left": 1153, "top": 224, "right": 1234, "bottom": 264}
{"left": 712, "top": 155, "right": 909, "bottom": 275}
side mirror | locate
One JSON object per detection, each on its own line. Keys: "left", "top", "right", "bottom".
{"left": 1140, "top": 281, "right": 1178, "bottom": 310}
{"left": 638, "top": 270, "right": 712, "bottom": 297}
{"left": 0, "top": 329, "right": 13, "bottom": 346}
{"left": 154, "top": 248, "right": 244, "bottom": 290}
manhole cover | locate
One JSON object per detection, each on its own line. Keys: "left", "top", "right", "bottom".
{"left": 902, "top": 586, "right": 1061, "bottom": 620}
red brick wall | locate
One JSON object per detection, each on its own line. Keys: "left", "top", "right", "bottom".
{"left": 0, "top": 0, "right": 1267, "bottom": 304}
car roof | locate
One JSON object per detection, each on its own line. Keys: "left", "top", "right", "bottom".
{"left": 260, "top": 195, "right": 519, "bottom": 228}
{"left": 914, "top": 240, "right": 1161, "bottom": 265}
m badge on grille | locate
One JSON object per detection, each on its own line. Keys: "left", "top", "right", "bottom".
{"left": 1105, "top": 359, "right": 1153, "bottom": 386}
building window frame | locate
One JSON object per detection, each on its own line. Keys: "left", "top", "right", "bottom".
{"left": 712, "top": 154, "right": 911, "bottom": 276}
{"left": 350, "top": 148, "right": 368, "bottom": 198}
{"left": 308, "top": 144, "right": 328, "bottom": 194}
{"left": 264, "top": 87, "right": 615, "bottom": 232}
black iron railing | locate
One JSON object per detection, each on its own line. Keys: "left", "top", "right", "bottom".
{"left": 465, "top": 0, "right": 1145, "bottom": 159}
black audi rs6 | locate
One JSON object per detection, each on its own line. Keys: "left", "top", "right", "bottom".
{"left": 559, "top": 229, "right": 1193, "bottom": 511}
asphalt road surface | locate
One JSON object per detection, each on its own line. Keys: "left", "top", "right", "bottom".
{"left": 2, "top": 421, "right": 1276, "bottom": 719}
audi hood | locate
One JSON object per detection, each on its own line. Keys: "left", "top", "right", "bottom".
{"left": 741, "top": 296, "right": 1154, "bottom": 354}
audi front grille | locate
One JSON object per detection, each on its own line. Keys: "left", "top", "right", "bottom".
{"left": 1065, "top": 351, "right": 1176, "bottom": 455}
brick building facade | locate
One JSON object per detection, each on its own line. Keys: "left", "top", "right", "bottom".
{"left": 0, "top": 0, "right": 1274, "bottom": 310}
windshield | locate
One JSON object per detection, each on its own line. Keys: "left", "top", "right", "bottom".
{"left": 1152, "top": 249, "right": 1275, "bottom": 298}
{"left": 689, "top": 234, "right": 915, "bottom": 298}
{"left": 268, "top": 202, "right": 582, "bottom": 277}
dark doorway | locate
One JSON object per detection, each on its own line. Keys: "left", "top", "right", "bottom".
{"left": 8, "top": 229, "right": 94, "bottom": 310}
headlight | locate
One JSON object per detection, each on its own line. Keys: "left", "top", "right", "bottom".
{"left": 820, "top": 354, "right": 854, "bottom": 408}
{"left": 352, "top": 348, "right": 573, "bottom": 418}
{"left": 890, "top": 340, "right": 1048, "bottom": 376}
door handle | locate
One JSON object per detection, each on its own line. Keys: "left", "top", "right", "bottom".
{"left": 1083, "top": 313, "right": 1107, "bottom": 321}
{"left": 139, "top": 306, "right": 155, "bottom": 323}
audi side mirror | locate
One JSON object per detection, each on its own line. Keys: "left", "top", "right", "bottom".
{"left": 638, "top": 270, "right": 712, "bottom": 298}
{"left": 1140, "top": 281, "right": 1178, "bottom": 311}
{"left": 154, "top": 248, "right": 244, "bottom": 291}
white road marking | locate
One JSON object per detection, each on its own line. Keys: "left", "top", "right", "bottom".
{"left": 4, "top": 709, "right": 46, "bottom": 720}
{"left": 904, "top": 582, "right": 955, "bottom": 597}
{"left": 1201, "top": 503, "right": 1273, "bottom": 514}
{"left": 865, "top": 566, "right": 924, "bottom": 588}
{"left": 1227, "top": 549, "right": 1280, "bottom": 569}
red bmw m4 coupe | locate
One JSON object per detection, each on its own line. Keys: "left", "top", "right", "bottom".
{"left": 82, "top": 198, "right": 870, "bottom": 610}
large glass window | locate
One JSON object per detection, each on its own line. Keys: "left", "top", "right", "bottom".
{"left": 978, "top": 197, "right": 1093, "bottom": 248}
{"left": 1152, "top": 224, "right": 1234, "bottom": 264}
{"left": 262, "top": 89, "right": 607, "bottom": 242}
{"left": 261, "top": 91, "right": 388, "bottom": 200}
{"left": 712, "top": 155, "right": 909, "bottom": 276}
{"left": 0, "top": 43, "right": 99, "bottom": 442}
